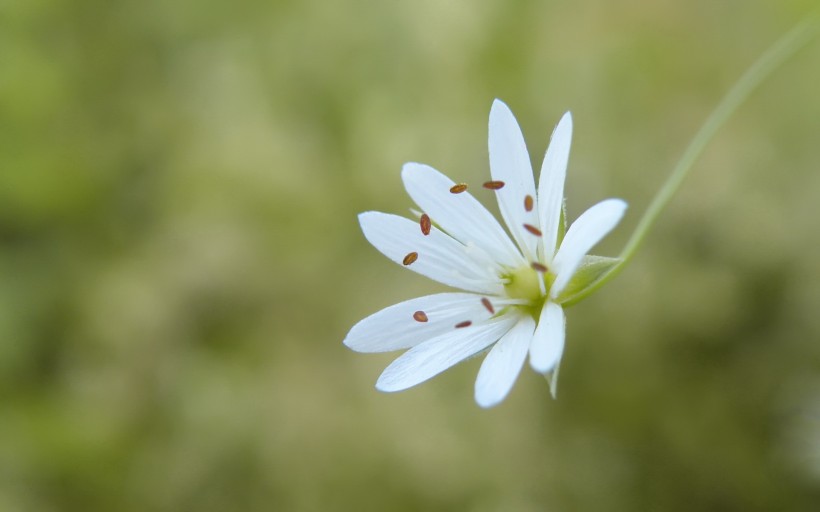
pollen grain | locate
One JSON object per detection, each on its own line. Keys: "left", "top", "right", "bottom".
{"left": 531, "top": 262, "right": 548, "bottom": 273}
{"left": 523, "top": 224, "right": 542, "bottom": 236}
{"left": 481, "top": 298, "right": 495, "bottom": 314}
{"left": 420, "top": 214, "right": 431, "bottom": 235}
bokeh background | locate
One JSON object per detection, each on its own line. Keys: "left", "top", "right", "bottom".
{"left": 2, "top": 0, "right": 820, "bottom": 510}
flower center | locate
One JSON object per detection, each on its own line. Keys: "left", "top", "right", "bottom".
{"left": 502, "top": 264, "right": 554, "bottom": 302}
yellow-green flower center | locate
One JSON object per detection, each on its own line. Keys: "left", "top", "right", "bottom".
{"left": 502, "top": 264, "right": 555, "bottom": 303}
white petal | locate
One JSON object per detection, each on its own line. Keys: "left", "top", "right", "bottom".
{"left": 537, "top": 112, "right": 573, "bottom": 262}
{"left": 550, "top": 198, "right": 627, "bottom": 298}
{"left": 359, "top": 211, "right": 503, "bottom": 295}
{"left": 474, "top": 315, "right": 535, "bottom": 408}
{"left": 529, "top": 301, "right": 565, "bottom": 374}
{"left": 547, "top": 362, "right": 561, "bottom": 399}
{"left": 344, "top": 293, "right": 505, "bottom": 353}
{"left": 376, "top": 315, "right": 518, "bottom": 392}
{"left": 488, "top": 99, "right": 540, "bottom": 261}
{"left": 402, "top": 163, "right": 523, "bottom": 268}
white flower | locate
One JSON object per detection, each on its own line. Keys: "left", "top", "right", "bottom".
{"left": 344, "top": 99, "right": 627, "bottom": 408}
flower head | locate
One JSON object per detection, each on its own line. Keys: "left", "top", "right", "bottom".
{"left": 344, "top": 100, "right": 627, "bottom": 408}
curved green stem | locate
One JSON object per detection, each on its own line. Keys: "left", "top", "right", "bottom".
{"left": 562, "top": 15, "right": 818, "bottom": 307}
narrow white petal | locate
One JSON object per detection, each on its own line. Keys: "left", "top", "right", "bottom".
{"left": 344, "top": 293, "right": 503, "bottom": 353}
{"left": 488, "top": 99, "right": 540, "bottom": 262}
{"left": 402, "top": 163, "right": 523, "bottom": 268}
{"left": 537, "top": 111, "right": 572, "bottom": 263}
{"left": 529, "top": 301, "right": 565, "bottom": 374}
{"left": 376, "top": 315, "right": 518, "bottom": 392}
{"left": 474, "top": 315, "right": 535, "bottom": 408}
{"left": 547, "top": 362, "right": 561, "bottom": 399}
{"left": 550, "top": 198, "right": 627, "bottom": 298}
{"left": 359, "top": 211, "right": 503, "bottom": 295}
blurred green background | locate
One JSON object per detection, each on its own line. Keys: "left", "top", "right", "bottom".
{"left": 2, "top": 0, "right": 820, "bottom": 510}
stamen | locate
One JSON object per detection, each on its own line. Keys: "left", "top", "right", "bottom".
{"left": 455, "top": 320, "right": 472, "bottom": 328}
{"left": 531, "top": 262, "right": 548, "bottom": 273}
{"left": 413, "top": 311, "right": 428, "bottom": 322}
{"left": 524, "top": 195, "right": 534, "bottom": 212}
{"left": 481, "top": 297, "right": 495, "bottom": 314}
{"left": 449, "top": 183, "right": 468, "bottom": 194}
{"left": 403, "top": 252, "right": 418, "bottom": 265}
{"left": 482, "top": 180, "right": 505, "bottom": 190}
{"left": 420, "top": 214, "right": 431, "bottom": 236}
{"left": 523, "top": 224, "right": 542, "bottom": 236}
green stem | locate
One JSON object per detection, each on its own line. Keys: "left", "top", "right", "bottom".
{"left": 562, "top": 15, "right": 818, "bottom": 307}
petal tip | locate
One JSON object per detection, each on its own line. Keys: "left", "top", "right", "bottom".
{"left": 489, "top": 98, "right": 514, "bottom": 121}
{"left": 400, "top": 162, "right": 419, "bottom": 181}
{"left": 547, "top": 366, "right": 561, "bottom": 399}
{"left": 552, "top": 111, "right": 573, "bottom": 140}
{"left": 375, "top": 376, "right": 400, "bottom": 393}
{"left": 603, "top": 198, "right": 629, "bottom": 218}
{"left": 357, "top": 210, "right": 373, "bottom": 223}
{"left": 474, "top": 380, "right": 502, "bottom": 409}
{"left": 401, "top": 162, "right": 440, "bottom": 185}
{"left": 491, "top": 97, "right": 508, "bottom": 110}
{"left": 528, "top": 359, "right": 555, "bottom": 375}
{"left": 475, "top": 394, "right": 502, "bottom": 409}
{"left": 401, "top": 161, "right": 422, "bottom": 173}
{"left": 357, "top": 210, "right": 382, "bottom": 227}
{"left": 342, "top": 328, "right": 371, "bottom": 352}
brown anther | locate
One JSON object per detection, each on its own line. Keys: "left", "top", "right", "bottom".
{"left": 531, "top": 262, "right": 548, "bottom": 273}
{"left": 455, "top": 320, "right": 472, "bottom": 329}
{"left": 420, "top": 214, "right": 431, "bottom": 236}
{"left": 523, "top": 224, "right": 542, "bottom": 236}
{"left": 413, "top": 311, "right": 428, "bottom": 322}
{"left": 481, "top": 297, "right": 495, "bottom": 314}
{"left": 524, "top": 195, "right": 534, "bottom": 212}
{"left": 449, "top": 183, "right": 468, "bottom": 194}
{"left": 403, "top": 252, "right": 418, "bottom": 265}
{"left": 482, "top": 180, "right": 505, "bottom": 190}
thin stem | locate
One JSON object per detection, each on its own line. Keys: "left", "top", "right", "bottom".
{"left": 562, "top": 15, "right": 818, "bottom": 307}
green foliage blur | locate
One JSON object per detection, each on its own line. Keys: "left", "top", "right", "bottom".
{"left": 2, "top": 0, "right": 820, "bottom": 510}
